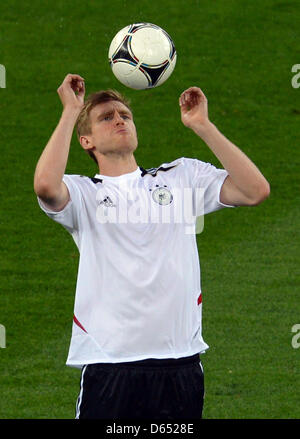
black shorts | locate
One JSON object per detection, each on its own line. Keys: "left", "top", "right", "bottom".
{"left": 75, "top": 353, "right": 204, "bottom": 420}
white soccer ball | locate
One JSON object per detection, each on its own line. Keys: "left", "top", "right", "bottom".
{"left": 108, "top": 23, "right": 177, "bottom": 90}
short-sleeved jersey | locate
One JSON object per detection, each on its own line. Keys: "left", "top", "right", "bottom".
{"left": 37, "top": 157, "right": 235, "bottom": 368}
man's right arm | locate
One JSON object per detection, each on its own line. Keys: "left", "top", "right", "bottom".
{"left": 34, "top": 74, "right": 85, "bottom": 211}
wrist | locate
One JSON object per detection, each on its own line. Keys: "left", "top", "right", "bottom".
{"left": 191, "top": 120, "right": 216, "bottom": 139}
{"left": 62, "top": 105, "right": 83, "bottom": 120}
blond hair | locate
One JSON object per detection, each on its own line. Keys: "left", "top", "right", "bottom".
{"left": 76, "top": 90, "right": 132, "bottom": 164}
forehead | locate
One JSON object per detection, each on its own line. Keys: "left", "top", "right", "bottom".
{"left": 90, "top": 100, "right": 132, "bottom": 119}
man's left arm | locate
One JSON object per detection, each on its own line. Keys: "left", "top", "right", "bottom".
{"left": 179, "top": 87, "right": 270, "bottom": 206}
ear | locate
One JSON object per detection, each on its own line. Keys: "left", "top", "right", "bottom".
{"left": 79, "top": 135, "right": 93, "bottom": 152}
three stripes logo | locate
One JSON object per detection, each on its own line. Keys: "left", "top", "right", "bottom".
{"left": 99, "top": 196, "right": 116, "bottom": 207}
{"left": 140, "top": 164, "right": 177, "bottom": 177}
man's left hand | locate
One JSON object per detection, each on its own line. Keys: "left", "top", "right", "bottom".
{"left": 179, "top": 87, "right": 210, "bottom": 133}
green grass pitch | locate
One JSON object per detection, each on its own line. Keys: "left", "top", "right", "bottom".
{"left": 0, "top": 0, "right": 299, "bottom": 419}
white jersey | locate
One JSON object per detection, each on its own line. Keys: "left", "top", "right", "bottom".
{"left": 37, "top": 157, "right": 235, "bottom": 368}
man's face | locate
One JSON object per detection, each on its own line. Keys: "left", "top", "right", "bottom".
{"left": 83, "top": 100, "right": 138, "bottom": 157}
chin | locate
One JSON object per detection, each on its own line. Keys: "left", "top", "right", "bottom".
{"left": 118, "top": 143, "right": 138, "bottom": 153}
{"left": 99, "top": 141, "right": 138, "bottom": 156}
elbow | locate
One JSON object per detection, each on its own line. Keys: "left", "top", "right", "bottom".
{"left": 34, "top": 175, "right": 47, "bottom": 198}
{"left": 249, "top": 181, "right": 271, "bottom": 206}
{"left": 34, "top": 176, "right": 57, "bottom": 200}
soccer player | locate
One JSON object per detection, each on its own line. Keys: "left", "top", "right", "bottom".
{"left": 34, "top": 73, "right": 270, "bottom": 419}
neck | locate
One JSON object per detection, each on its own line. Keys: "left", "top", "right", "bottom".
{"left": 96, "top": 153, "right": 138, "bottom": 177}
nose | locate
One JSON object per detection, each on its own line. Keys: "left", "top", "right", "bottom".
{"left": 114, "top": 111, "right": 125, "bottom": 125}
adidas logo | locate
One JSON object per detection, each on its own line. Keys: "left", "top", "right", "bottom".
{"left": 99, "top": 196, "right": 115, "bottom": 207}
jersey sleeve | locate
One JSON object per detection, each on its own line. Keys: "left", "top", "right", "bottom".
{"left": 182, "top": 157, "right": 237, "bottom": 215}
{"left": 37, "top": 174, "right": 83, "bottom": 234}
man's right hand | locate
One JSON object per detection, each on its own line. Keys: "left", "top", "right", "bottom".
{"left": 34, "top": 74, "right": 86, "bottom": 212}
{"left": 57, "top": 73, "right": 85, "bottom": 111}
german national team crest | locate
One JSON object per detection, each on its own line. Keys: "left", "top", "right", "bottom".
{"left": 150, "top": 185, "right": 173, "bottom": 205}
